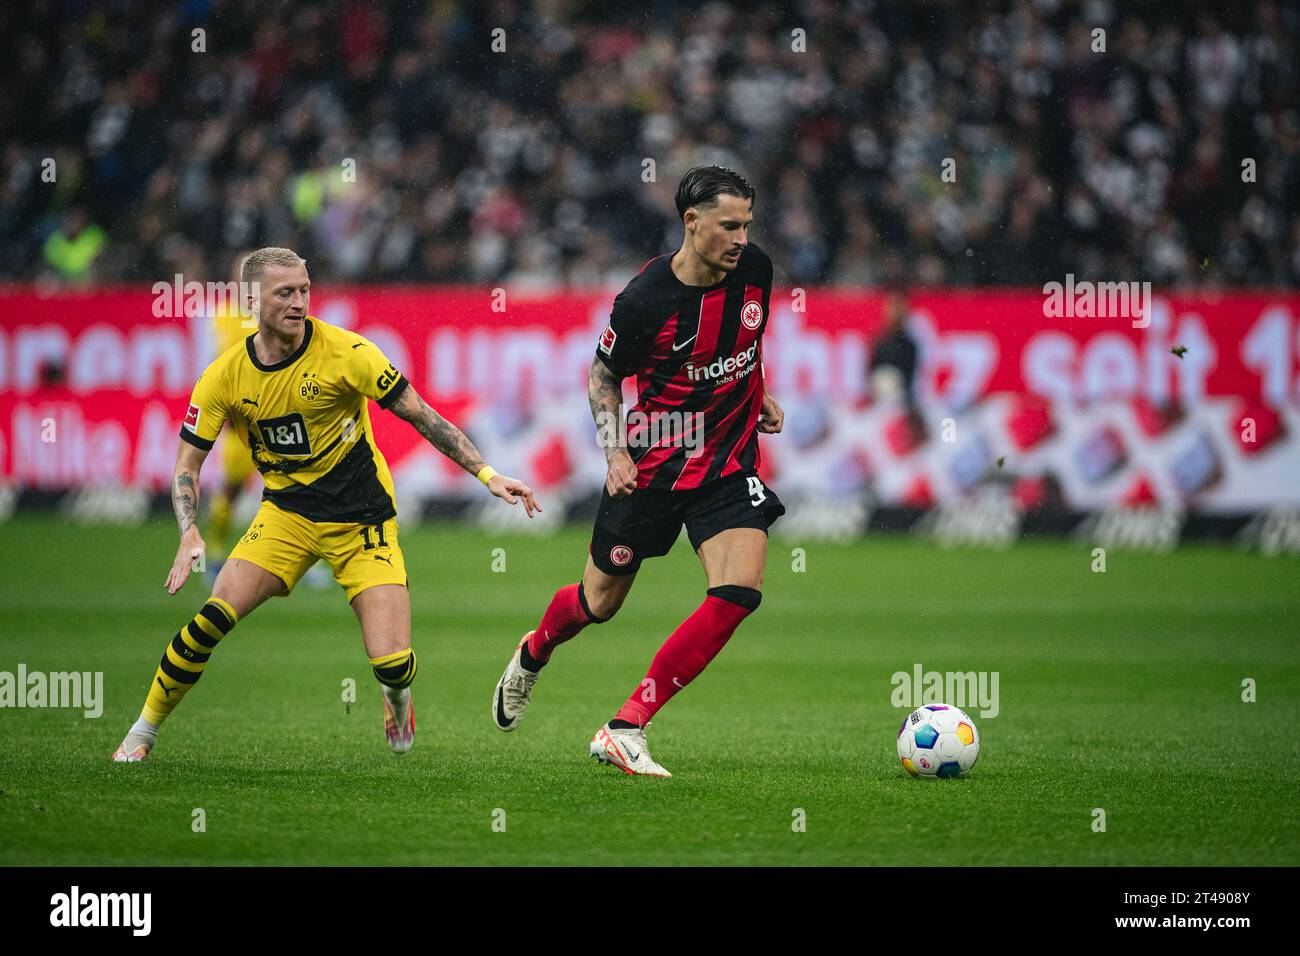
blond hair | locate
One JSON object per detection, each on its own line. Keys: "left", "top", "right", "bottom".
{"left": 239, "top": 247, "right": 306, "bottom": 284}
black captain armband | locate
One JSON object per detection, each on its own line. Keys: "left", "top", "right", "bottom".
{"left": 377, "top": 375, "right": 409, "bottom": 409}
{"left": 179, "top": 428, "right": 214, "bottom": 451}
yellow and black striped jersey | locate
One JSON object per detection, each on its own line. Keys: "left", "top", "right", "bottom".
{"left": 180, "top": 316, "right": 408, "bottom": 523}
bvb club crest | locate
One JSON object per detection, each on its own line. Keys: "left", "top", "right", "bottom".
{"left": 299, "top": 372, "right": 321, "bottom": 402}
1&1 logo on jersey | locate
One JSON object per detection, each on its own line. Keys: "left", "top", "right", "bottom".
{"left": 256, "top": 413, "right": 312, "bottom": 456}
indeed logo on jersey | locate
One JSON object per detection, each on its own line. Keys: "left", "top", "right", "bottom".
{"left": 686, "top": 342, "right": 758, "bottom": 383}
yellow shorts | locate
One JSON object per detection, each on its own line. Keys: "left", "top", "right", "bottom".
{"left": 229, "top": 500, "right": 408, "bottom": 602}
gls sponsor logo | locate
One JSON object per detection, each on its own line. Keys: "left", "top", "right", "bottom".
{"left": 50, "top": 886, "right": 151, "bottom": 936}
{"left": 686, "top": 342, "right": 758, "bottom": 382}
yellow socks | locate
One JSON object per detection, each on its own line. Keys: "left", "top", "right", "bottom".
{"left": 369, "top": 648, "right": 417, "bottom": 689}
{"left": 141, "top": 597, "right": 238, "bottom": 725}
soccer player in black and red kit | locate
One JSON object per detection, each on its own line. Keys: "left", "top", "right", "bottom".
{"left": 491, "top": 166, "right": 785, "bottom": 776}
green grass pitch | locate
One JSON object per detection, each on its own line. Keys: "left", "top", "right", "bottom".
{"left": 1, "top": 513, "right": 1296, "bottom": 866}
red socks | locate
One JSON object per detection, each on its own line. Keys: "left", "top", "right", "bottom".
{"left": 614, "top": 586, "right": 761, "bottom": 727}
{"left": 527, "top": 582, "right": 604, "bottom": 663}
{"left": 525, "top": 581, "right": 764, "bottom": 728}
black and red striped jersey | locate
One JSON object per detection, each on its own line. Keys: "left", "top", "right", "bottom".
{"left": 594, "top": 242, "right": 773, "bottom": 492}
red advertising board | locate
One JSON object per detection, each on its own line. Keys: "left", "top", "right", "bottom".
{"left": 1, "top": 286, "right": 1296, "bottom": 510}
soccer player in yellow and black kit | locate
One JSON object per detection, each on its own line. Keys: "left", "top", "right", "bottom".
{"left": 112, "top": 247, "right": 540, "bottom": 762}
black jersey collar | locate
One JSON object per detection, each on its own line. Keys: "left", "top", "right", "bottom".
{"left": 246, "top": 317, "right": 314, "bottom": 372}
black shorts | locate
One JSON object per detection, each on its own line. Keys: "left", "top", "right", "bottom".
{"left": 590, "top": 470, "right": 785, "bottom": 575}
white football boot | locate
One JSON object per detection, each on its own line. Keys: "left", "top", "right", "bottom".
{"left": 492, "top": 632, "right": 542, "bottom": 732}
{"left": 110, "top": 740, "right": 151, "bottom": 763}
{"left": 111, "top": 718, "right": 157, "bottom": 763}
{"left": 589, "top": 722, "right": 671, "bottom": 777}
{"left": 383, "top": 686, "right": 415, "bottom": 754}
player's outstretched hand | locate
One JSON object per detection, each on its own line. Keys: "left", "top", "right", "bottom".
{"left": 758, "top": 392, "right": 785, "bottom": 433}
{"left": 165, "top": 530, "right": 206, "bottom": 595}
{"left": 606, "top": 450, "right": 638, "bottom": 497}
{"left": 488, "top": 474, "right": 542, "bottom": 518}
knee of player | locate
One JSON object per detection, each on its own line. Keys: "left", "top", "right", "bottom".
{"left": 578, "top": 580, "right": 625, "bottom": 622}
{"left": 707, "top": 584, "right": 762, "bottom": 614}
{"left": 583, "top": 590, "right": 622, "bottom": 622}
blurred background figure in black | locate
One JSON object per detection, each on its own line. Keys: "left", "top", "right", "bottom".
{"left": 870, "top": 288, "right": 918, "bottom": 404}
{"left": 869, "top": 286, "right": 925, "bottom": 440}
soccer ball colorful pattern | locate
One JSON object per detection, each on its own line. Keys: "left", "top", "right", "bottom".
{"left": 897, "top": 704, "right": 980, "bottom": 778}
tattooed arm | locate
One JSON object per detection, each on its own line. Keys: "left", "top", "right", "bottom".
{"left": 164, "top": 440, "right": 209, "bottom": 594}
{"left": 389, "top": 382, "right": 487, "bottom": 474}
{"left": 388, "top": 383, "right": 541, "bottom": 516}
{"left": 590, "top": 357, "right": 637, "bottom": 497}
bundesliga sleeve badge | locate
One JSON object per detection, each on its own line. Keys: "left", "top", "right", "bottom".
{"left": 598, "top": 325, "right": 617, "bottom": 355}
{"left": 183, "top": 403, "right": 201, "bottom": 432}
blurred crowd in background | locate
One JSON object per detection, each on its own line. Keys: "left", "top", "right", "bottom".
{"left": 3, "top": 0, "right": 1299, "bottom": 290}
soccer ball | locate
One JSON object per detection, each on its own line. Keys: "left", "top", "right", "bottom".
{"left": 897, "top": 703, "right": 980, "bottom": 778}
